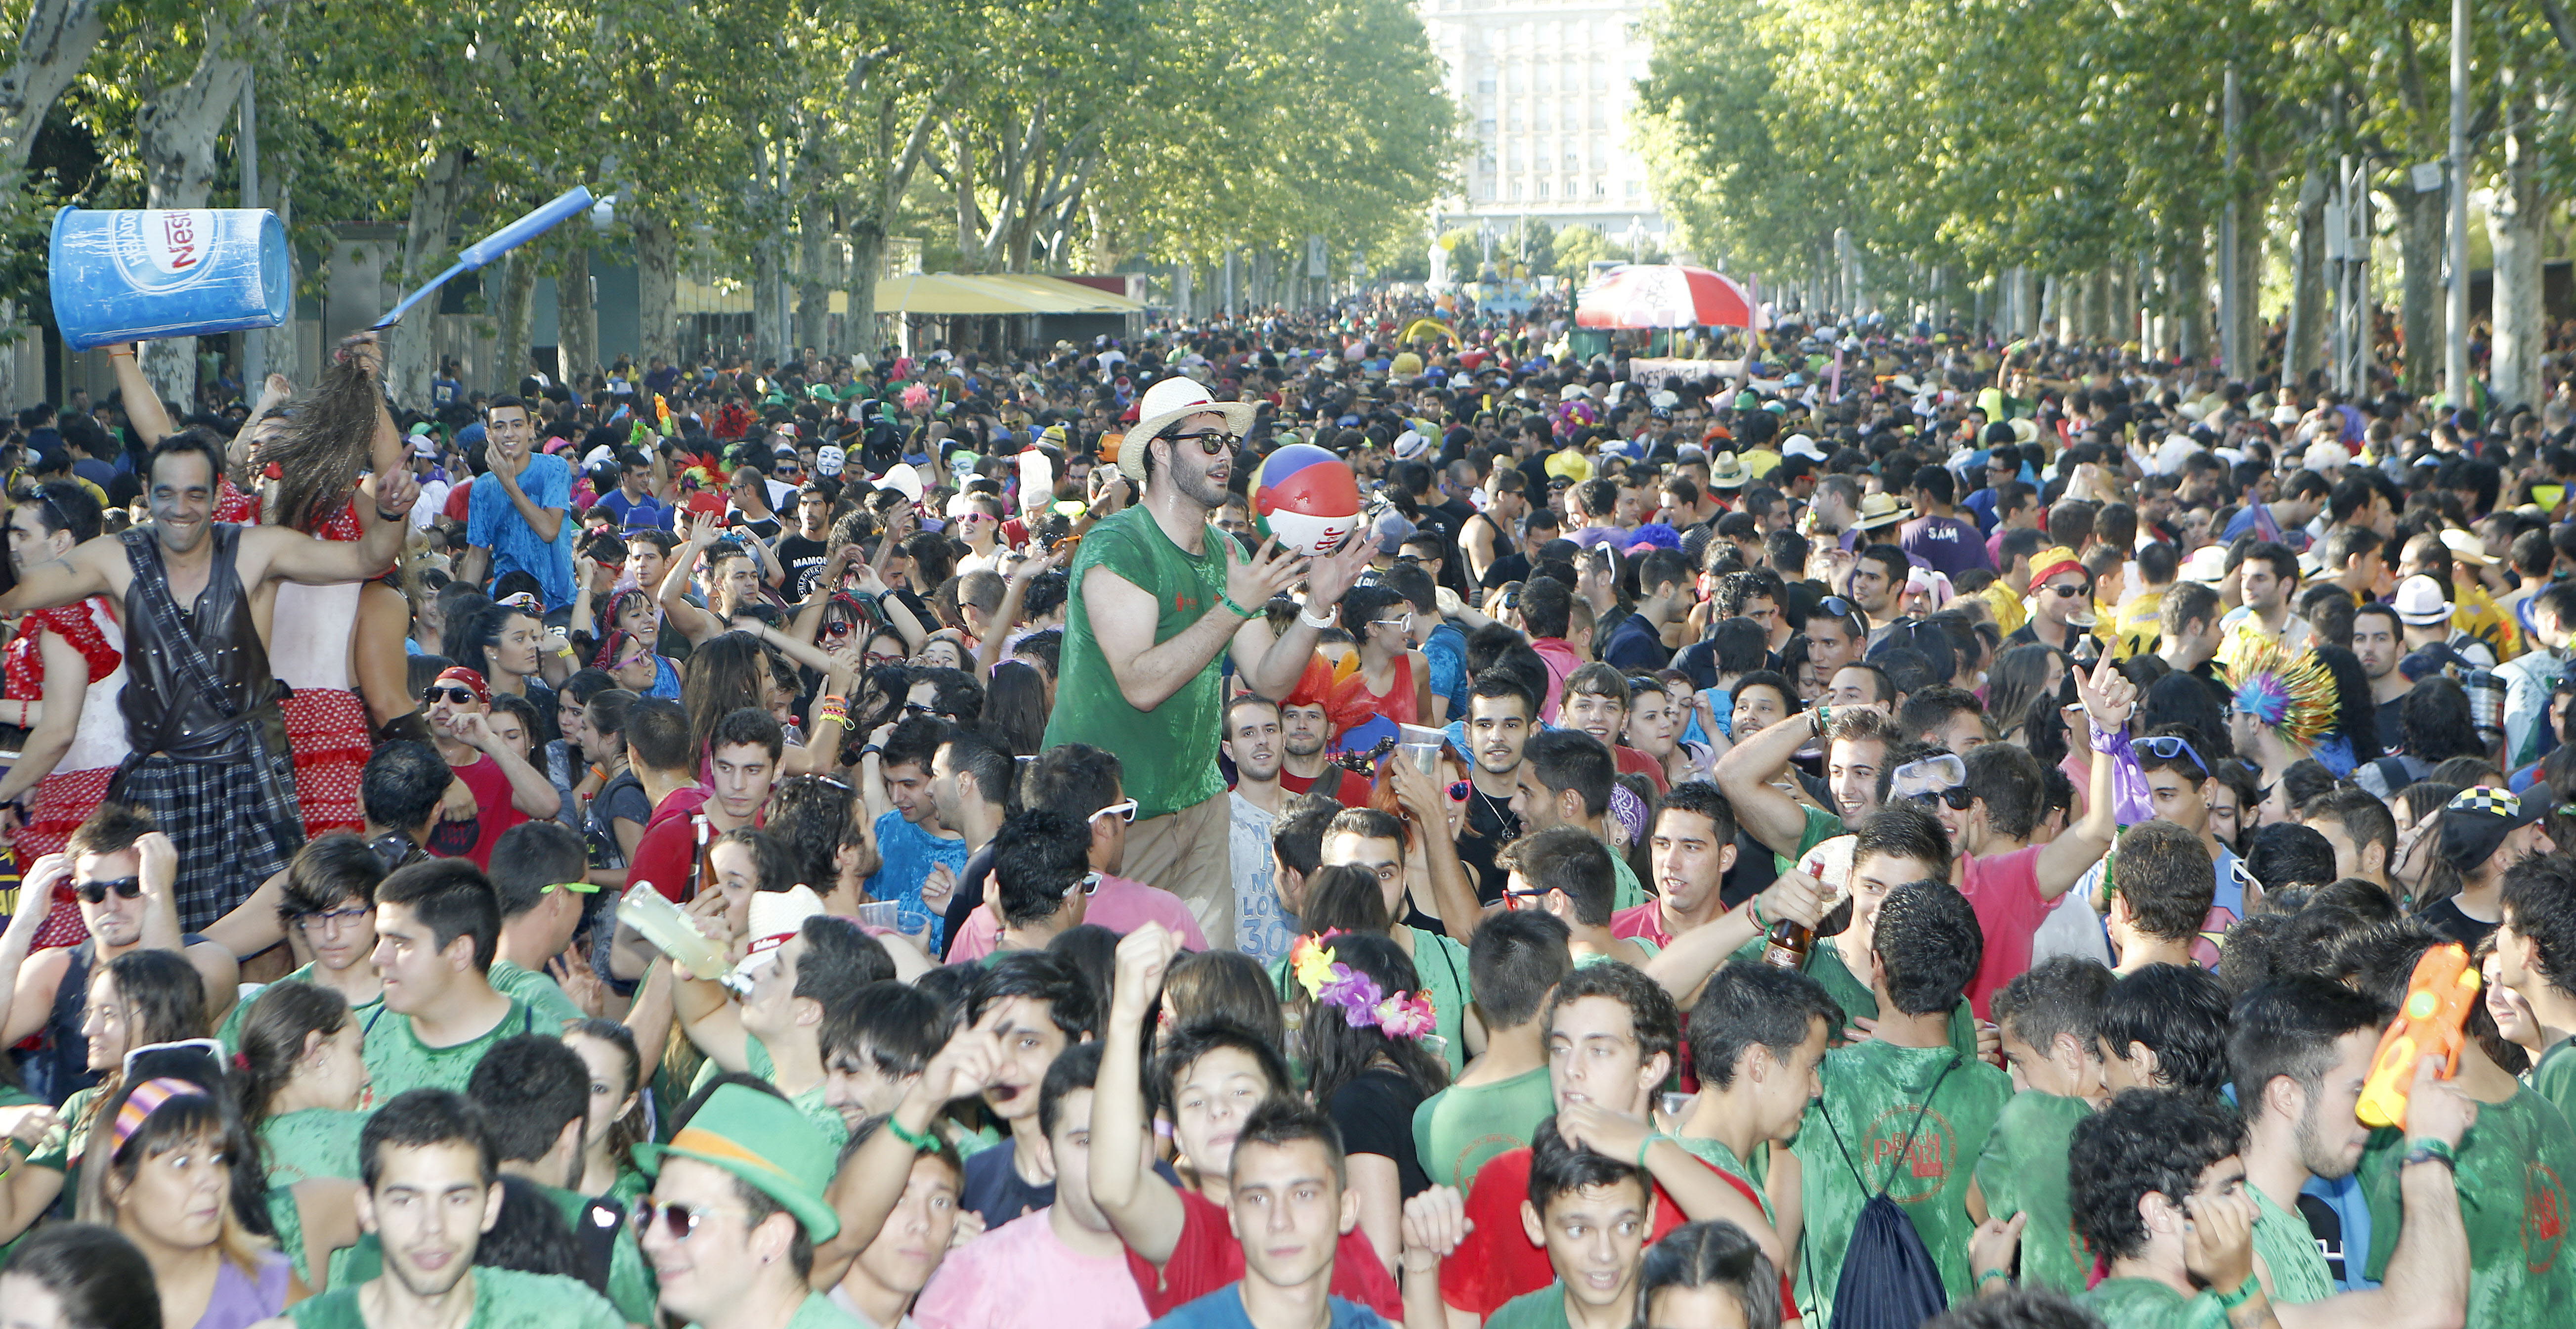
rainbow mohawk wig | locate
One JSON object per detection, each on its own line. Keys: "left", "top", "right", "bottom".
{"left": 2224, "top": 638, "right": 2336, "bottom": 749}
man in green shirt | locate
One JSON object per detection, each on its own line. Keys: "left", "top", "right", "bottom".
{"left": 1715, "top": 699, "right": 1896, "bottom": 877}
{"left": 1045, "top": 375, "right": 1375, "bottom": 949}
{"left": 1675, "top": 958, "right": 1838, "bottom": 1263}
{"left": 678, "top": 886, "right": 876, "bottom": 1152}
{"left": 278, "top": 1089, "right": 624, "bottom": 1329}
{"left": 1968, "top": 957, "right": 2113, "bottom": 1294}
{"left": 2495, "top": 852, "right": 2576, "bottom": 1119}
{"left": 2066, "top": 1088, "right": 2275, "bottom": 1329}
{"left": 1799, "top": 878, "right": 2013, "bottom": 1318}
{"left": 1414, "top": 911, "right": 1574, "bottom": 1191}
{"left": 362, "top": 860, "right": 541, "bottom": 1099}
{"left": 1475, "top": 1119, "right": 1654, "bottom": 1329}
{"left": 218, "top": 834, "right": 390, "bottom": 1050}
{"left": 638, "top": 1083, "right": 864, "bottom": 1329}
{"left": 2230, "top": 976, "right": 2472, "bottom": 1327}
{"left": 467, "top": 1035, "right": 656, "bottom": 1325}
{"left": 486, "top": 821, "right": 598, "bottom": 1032}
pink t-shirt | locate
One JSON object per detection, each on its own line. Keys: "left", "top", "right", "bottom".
{"left": 1959, "top": 844, "right": 2049, "bottom": 1019}
{"left": 1609, "top": 900, "right": 1673, "bottom": 948}
{"left": 943, "top": 873, "right": 1209, "bottom": 963}
{"left": 913, "top": 1207, "right": 1150, "bottom": 1329}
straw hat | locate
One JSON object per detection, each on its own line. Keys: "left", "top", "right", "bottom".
{"left": 1706, "top": 452, "right": 1748, "bottom": 490}
{"left": 1853, "top": 492, "right": 1913, "bottom": 532}
{"left": 1116, "top": 377, "right": 1257, "bottom": 484}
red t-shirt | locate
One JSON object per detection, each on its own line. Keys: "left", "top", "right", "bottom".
{"left": 1441, "top": 1147, "right": 1790, "bottom": 1318}
{"left": 423, "top": 755, "right": 528, "bottom": 868}
{"left": 1608, "top": 901, "right": 1673, "bottom": 949}
{"left": 1612, "top": 744, "right": 1670, "bottom": 793}
{"left": 1125, "top": 1187, "right": 1400, "bottom": 1320}
{"left": 443, "top": 476, "right": 475, "bottom": 524}
{"left": 628, "top": 788, "right": 716, "bottom": 901}
{"left": 1959, "top": 844, "right": 2050, "bottom": 1019}
{"left": 1277, "top": 767, "right": 1361, "bottom": 806}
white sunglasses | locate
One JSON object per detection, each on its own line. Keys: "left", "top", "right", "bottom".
{"left": 1090, "top": 799, "right": 1138, "bottom": 825}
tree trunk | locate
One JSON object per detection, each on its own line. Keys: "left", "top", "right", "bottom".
{"left": 2395, "top": 182, "right": 2443, "bottom": 394}
{"left": 2287, "top": 169, "right": 2328, "bottom": 387}
{"left": 496, "top": 252, "right": 537, "bottom": 393}
{"left": 752, "top": 236, "right": 786, "bottom": 367}
{"left": 847, "top": 225, "right": 884, "bottom": 362}
{"left": 557, "top": 241, "right": 597, "bottom": 387}
{"left": 387, "top": 147, "right": 465, "bottom": 411}
{"left": 2228, "top": 175, "right": 2268, "bottom": 378}
{"left": 2488, "top": 84, "right": 2545, "bottom": 412}
{"left": 633, "top": 208, "right": 678, "bottom": 371}
{"left": 0, "top": 0, "right": 111, "bottom": 168}
{"left": 2174, "top": 220, "right": 2210, "bottom": 365}
{"left": 951, "top": 122, "right": 980, "bottom": 274}
{"left": 797, "top": 200, "right": 829, "bottom": 355}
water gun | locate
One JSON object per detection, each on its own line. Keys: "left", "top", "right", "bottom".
{"left": 2357, "top": 943, "right": 2481, "bottom": 1129}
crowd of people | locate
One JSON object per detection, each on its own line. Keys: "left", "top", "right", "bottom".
{"left": 2, "top": 301, "right": 2576, "bottom": 1329}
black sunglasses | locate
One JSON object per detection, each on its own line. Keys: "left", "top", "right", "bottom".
{"left": 630, "top": 1197, "right": 742, "bottom": 1242}
{"left": 76, "top": 877, "right": 142, "bottom": 904}
{"left": 1166, "top": 430, "right": 1235, "bottom": 456}
{"left": 424, "top": 685, "right": 477, "bottom": 705}
{"left": 2047, "top": 582, "right": 2090, "bottom": 598}
{"left": 1910, "top": 786, "right": 1977, "bottom": 811}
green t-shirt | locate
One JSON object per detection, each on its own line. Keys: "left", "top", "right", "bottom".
{"left": 1041, "top": 504, "right": 1230, "bottom": 820}
{"left": 1774, "top": 803, "right": 1845, "bottom": 876}
{"left": 1971, "top": 1091, "right": 2092, "bottom": 1294}
{"left": 261, "top": 1108, "right": 367, "bottom": 1187}
{"left": 2251, "top": 1185, "right": 2334, "bottom": 1306}
{"left": 361, "top": 996, "right": 541, "bottom": 1099}
{"left": 688, "top": 1035, "right": 851, "bottom": 1152}
{"left": 540, "top": 1182, "right": 657, "bottom": 1325}
{"left": 1610, "top": 854, "right": 1647, "bottom": 913}
{"left": 217, "top": 963, "right": 384, "bottom": 1051}
{"left": 290, "top": 1266, "right": 625, "bottom": 1329}
{"left": 1483, "top": 1283, "right": 1574, "bottom": 1329}
{"left": 2077, "top": 1276, "right": 2233, "bottom": 1329}
{"left": 1413, "top": 1065, "right": 1553, "bottom": 1191}
{"left": 1674, "top": 1136, "right": 1774, "bottom": 1226}
{"left": 1798, "top": 1041, "right": 2013, "bottom": 1322}
{"left": 488, "top": 959, "right": 587, "bottom": 1033}
{"left": 2531, "top": 1038, "right": 2576, "bottom": 1124}
{"left": 689, "top": 1292, "right": 864, "bottom": 1329}
{"left": 2361, "top": 1086, "right": 2576, "bottom": 1327}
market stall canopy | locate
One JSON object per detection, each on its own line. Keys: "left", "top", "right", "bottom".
{"left": 1574, "top": 264, "right": 1758, "bottom": 330}
{"left": 875, "top": 273, "right": 1146, "bottom": 315}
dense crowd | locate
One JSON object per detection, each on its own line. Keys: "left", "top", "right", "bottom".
{"left": 2, "top": 303, "right": 2576, "bottom": 1329}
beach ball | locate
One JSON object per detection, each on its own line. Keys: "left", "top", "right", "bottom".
{"left": 1249, "top": 444, "right": 1363, "bottom": 555}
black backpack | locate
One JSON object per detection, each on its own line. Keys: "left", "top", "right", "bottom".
{"left": 1816, "top": 1055, "right": 1962, "bottom": 1329}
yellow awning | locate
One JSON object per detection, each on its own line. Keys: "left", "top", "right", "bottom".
{"left": 875, "top": 273, "right": 1142, "bottom": 315}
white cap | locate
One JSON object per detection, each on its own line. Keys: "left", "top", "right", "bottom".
{"left": 2392, "top": 574, "right": 2452, "bottom": 625}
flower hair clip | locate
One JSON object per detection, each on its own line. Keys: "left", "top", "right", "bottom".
{"left": 1288, "top": 930, "right": 1438, "bottom": 1041}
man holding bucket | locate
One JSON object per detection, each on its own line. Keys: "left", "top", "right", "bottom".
{"left": 0, "top": 332, "right": 419, "bottom": 929}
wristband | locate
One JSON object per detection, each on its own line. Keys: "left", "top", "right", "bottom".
{"left": 1977, "top": 1270, "right": 2012, "bottom": 1289}
{"left": 1634, "top": 1131, "right": 1669, "bottom": 1169}
{"left": 375, "top": 505, "right": 409, "bottom": 523}
{"left": 2403, "top": 1138, "right": 2457, "bottom": 1169}
{"left": 884, "top": 1114, "right": 935, "bottom": 1153}
{"left": 1748, "top": 896, "right": 1772, "bottom": 931}
{"left": 2208, "top": 1279, "right": 2259, "bottom": 1311}
{"left": 1216, "top": 590, "right": 1261, "bottom": 620}
{"left": 1297, "top": 604, "right": 1337, "bottom": 631}
{"left": 1811, "top": 703, "right": 1833, "bottom": 736}
{"left": 859, "top": 744, "right": 883, "bottom": 760}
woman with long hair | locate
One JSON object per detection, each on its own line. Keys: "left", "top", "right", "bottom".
{"left": 562, "top": 1019, "right": 649, "bottom": 1205}
{"left": 1290, "top": 929, "right": 1449, "bottom": 1275}
{"left": 81, "top": 1059, "right": 303, "bottom": 1328}
{"left": 0, "top": 1223, "right": 164, "bottom": 1329}
{"left": 1983, "top": 643, "right": 2067, "bottom": 747}
{"left": 447, "top": 602, "right": 560, "bottom": 745}
{"left": 982, "top": 661, "right": 1048, "bottom": 756}
{"left": 0, "top": 950, "right": 210, "bottom": 1245}
{"left": 0, "top": 481, "right": 128, "bottom": 946}
{"left": 228, "top": 982, "right": 366, "bottom": 1281}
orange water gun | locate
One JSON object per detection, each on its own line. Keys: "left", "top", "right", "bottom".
{"left": 2356, "top": 943, "right": 2481, "bottom": 1130}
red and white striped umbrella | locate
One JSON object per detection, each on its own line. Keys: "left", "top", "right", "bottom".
{"left": 1574, "top": 264, "right": 1758, "bottom": 329}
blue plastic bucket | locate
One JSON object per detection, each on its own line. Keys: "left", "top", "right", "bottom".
{"left": 48, "top": 207, "right": 290, "bottom": 351}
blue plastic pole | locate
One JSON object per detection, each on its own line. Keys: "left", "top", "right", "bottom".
{"left": 372, "top": 185, "right": 596, "bottom": 329}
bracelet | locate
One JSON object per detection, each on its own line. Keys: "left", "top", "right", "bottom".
{"left": 1297, "top": 604, "right": 1337, "bottom": 631}
{"left": 2208, "top": 1279, "right": 2259, "bottom": 1311}
{"left": 883, "top": 1114, "right": 935, "bottom": 1153}
{"left": 108, "top": 350, "right": 135, "bottom": 359}
{"left": 1748, "top": 896, "right": 1771, "bottom": 930}
{"left": 375, "top": 505, "right": 409, "bottom": 523}
{"left": 2403, "top": 1138, "right": 2458, "bottom": 1169}
{"left": 1216, "top": 590, "right": 1261, "bottom": 620}
{"left": 1633, "top": 1131, "right": 1669, "bottom": 1169}
{"left": 1977, "top": 1270, "right": 2012, "bottom": 1289}
{"left": 1810, "top": 703, "right": 1833, "bottom": 736}
{"left": 859, "top": 744, "right": 883, "bottom": 760}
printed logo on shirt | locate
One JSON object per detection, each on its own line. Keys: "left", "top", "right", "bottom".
{"left": 2527, "top": 1161, "right": 2568, "bottom": 1273}
{"left": 1865, "top": 1105, "right": 1957, "bottom": 1204}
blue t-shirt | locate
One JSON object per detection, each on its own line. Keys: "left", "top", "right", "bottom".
{"left": 1150, "top": 1288, "right": 1393, "bottom": 1329}
{"left": 467, "top": 453, "right": 576, "bottom": 610}
{"left": 596, "top": 487, "right": 675, "bottom": 532}
{"left": 863, "top": 811, "right": 966, "bottom": 951}
{"left": 1423, "top": 622, "right": 1468, "bottom": 718}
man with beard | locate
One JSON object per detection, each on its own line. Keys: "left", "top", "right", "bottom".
{"left": 1047, "top": 379, "right": 1375, "bottom": 949}
{"left": 2227, "top": 976, "right": 2472, "bottom": 1322}
{"left": 0, "top": 394, "right": 419, "bottom": 930}
{"left": 270, "top": 1090, "right": 622, "bottom": 1329}
{"left": 1275, "top": 695, "right": 1356, "bottom": 804}
{"left": 1223, "top": 694, "right": 1297, "bottom": 964}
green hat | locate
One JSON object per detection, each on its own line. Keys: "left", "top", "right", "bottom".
{"left": 634, "top": 1085, "right": 841, "bottom": 1242}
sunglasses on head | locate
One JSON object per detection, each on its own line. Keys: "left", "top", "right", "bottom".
{"left": 76, "top": 876, "right": 141, "bottom": 904}
{"left": 425, "top": 685, "right": 478, "bottom": 705}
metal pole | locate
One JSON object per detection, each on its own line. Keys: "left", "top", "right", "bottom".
{"left": 2220, "top": 65, "right": 2240, "bottom": 375}
{"left": 239, "top": 73, "right": 263, "bottom": 390}
{"left": 2446, "top": 0, "right": 2470, "bottom": 412}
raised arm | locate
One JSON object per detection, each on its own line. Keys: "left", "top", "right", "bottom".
{"left": 443, "top": 712, "right": 562, "bottom": 819}
{"left": 106, "top": 344, "right": 173, "bottom": 445}
{"left": 1713, "top": 707, "right": 1827, "bottom": 857}
{"left": 1226, "top": 536, "right": 1376, "bottom": 702}
{"left": 1642, "top": 869, "right": 1823, "bottom": 1000}
{"left": 0, "top": 537, "right": 114, "bottom": 617}
{"left": 2036, "top": 655, "right": 2132, "bottom": 900}
{"left": 813, "top": 1006, "right": 1002, "bottom": 1287}
{"left": 657, "top": 513, "right": 730, "bottom": 644}
{"left": 975, "top": 550, "right": 1060, "bottom": 677}
{"left": 256, "top": 469, "right": 420, "bottom": 588}
{"left": 1093, "top": 923, "right": 1188, "bottom": 1262}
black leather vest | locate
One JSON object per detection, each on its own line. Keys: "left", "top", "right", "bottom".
{"left": 118, "top": 523, "right": 283, "bottom": 757}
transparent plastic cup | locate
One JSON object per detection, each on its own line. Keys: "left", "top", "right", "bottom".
{"left": 616, "top": 882, "right": 729, "bottom": 979}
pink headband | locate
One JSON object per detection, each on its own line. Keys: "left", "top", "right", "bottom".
{"left": 113, "top": 1077, "right": 205, "bottom": 1152}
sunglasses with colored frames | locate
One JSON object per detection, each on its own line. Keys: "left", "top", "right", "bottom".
{"left": 1166, "top": 430, "right": 1236, "bottom": 456}
{"left": 76, "top": 877, "right": 142, "bottom": 904}
{"left": 2135, "top": 734, "right": 2209, "bottom": 775}
{"left": 631, "top": 1197, "right": 753, "bottom": 1242}
{"left": 424, "top": 685, "right": 478, "bottom": 705}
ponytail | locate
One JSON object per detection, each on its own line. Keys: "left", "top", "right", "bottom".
{"left": 231, "top": 981, "right": 352, "bottom": 1136}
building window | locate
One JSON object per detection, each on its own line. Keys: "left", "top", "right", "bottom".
{"left": 1479, "top": 183, "right": 1496, "bottom": 201}
{"left": 1626, "top": 180, "right": 1642, "bottom": 198}
{"left": 1536, "top": 179, "right": 1548, "bottom": 198}
{"left": 1596, "top": 179, "right": 1608, "bottom": 196}
{"left": 1511, "top": 182, "right": 1523, "bottom": 200}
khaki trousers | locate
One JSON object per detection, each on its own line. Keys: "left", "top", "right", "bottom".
{"left": 1121, "top": 792, "right": 1235, "bottom": 950}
